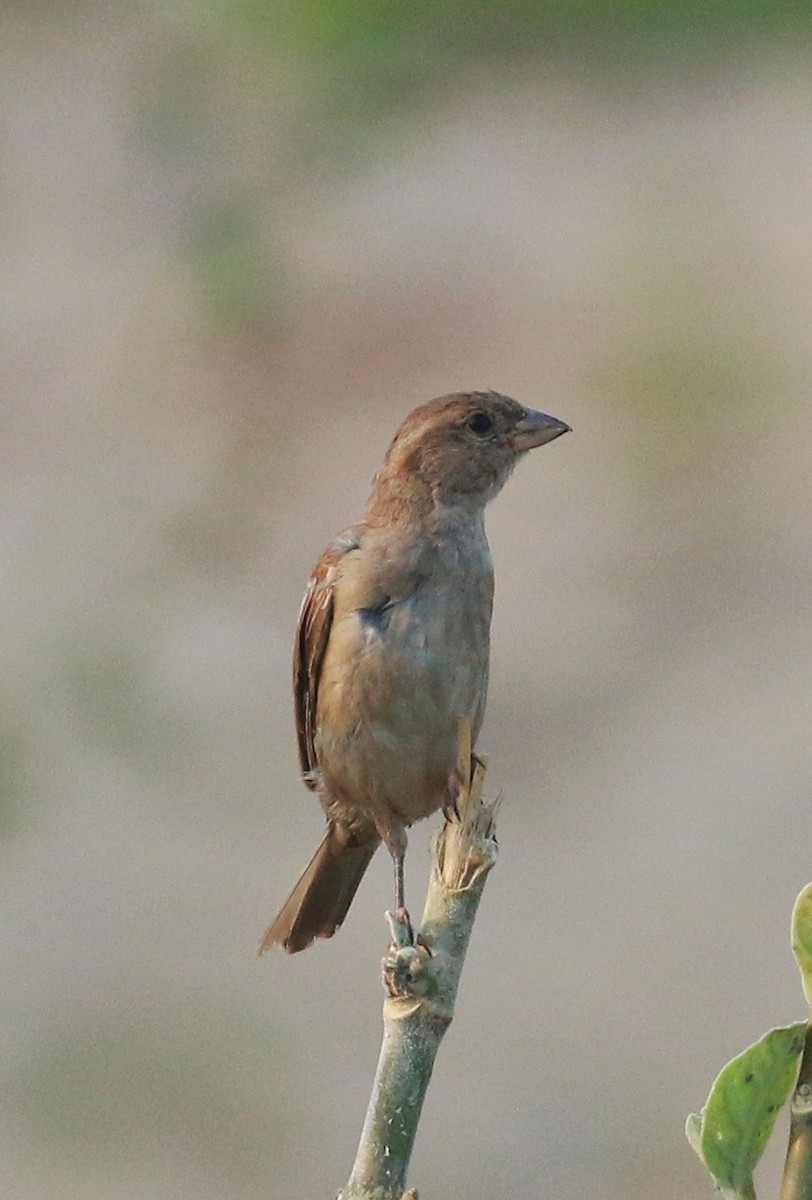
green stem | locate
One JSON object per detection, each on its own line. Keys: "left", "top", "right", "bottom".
{"left": 341, "top": 994, "right": 448, "bottom": 1199}
{"left": 339, "top": 749, "right": 497, "bottom": 1200}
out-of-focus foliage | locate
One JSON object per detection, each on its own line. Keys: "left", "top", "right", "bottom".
{"left": 591, "top": 252, "right": 793, "bottom": 483}
{"left": 194, "top": 0, "right": 812, "bottom": 65}
{"left": 136, "top": 0, "right": 812, "bottom": 337}
{"left": 184, "top": 199, "right": 292, "bottom": 335}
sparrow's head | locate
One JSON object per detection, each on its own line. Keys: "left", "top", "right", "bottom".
{"left": 372, "top": 391, "right": 570, "bottom": 512}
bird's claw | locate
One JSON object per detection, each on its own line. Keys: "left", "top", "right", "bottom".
{"left": 441, "top": 767, "right": 466, "bottom": 822}
{"left": 415, "top": 931, "right": 433, "bottom": 955}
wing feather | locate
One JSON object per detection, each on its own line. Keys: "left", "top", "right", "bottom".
{"left": 293, "top": 529, "right": 360, "bottom": 787}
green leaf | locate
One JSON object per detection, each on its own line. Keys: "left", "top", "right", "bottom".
{"left": 792, "top": 885, "right": 812, "bottom": 1007}
{"left": 687, "top": 1023, "right": 806, "bottom": 1198}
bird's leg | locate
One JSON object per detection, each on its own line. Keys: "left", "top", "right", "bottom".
{"left": 394, "top": 845, "right": 406, "bottom": 912}
{"left": 391, "top": 849, "right": 414, "bottom": 945}
{"left": 378, "top": 817, "right": 413, "bottom": 943}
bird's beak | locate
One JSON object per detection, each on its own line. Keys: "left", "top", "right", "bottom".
{"left": 510, "top": 408, "right": 572, "bottom": 452}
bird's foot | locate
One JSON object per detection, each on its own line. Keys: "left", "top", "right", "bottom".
{"left": 383, "top": 911, "right": 433, "bottom": 1000}
{"left": 388, "top": 905, "right": 414, "bottom": 947}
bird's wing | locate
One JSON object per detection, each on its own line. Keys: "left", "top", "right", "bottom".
{"left": 293, "top": 528, "right": 361, "bottom": 788}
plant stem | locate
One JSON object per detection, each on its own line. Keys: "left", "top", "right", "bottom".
{"left": 339, "top": 720, "right": 498, "bottom": 1200}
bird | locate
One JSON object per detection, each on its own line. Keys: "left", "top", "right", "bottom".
{"left": 258, "top": 391, "right": 570, "bottom": 954}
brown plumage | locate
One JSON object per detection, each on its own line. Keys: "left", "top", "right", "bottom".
{"left": 259, "top": 391, "right": 569, "bottom": 954}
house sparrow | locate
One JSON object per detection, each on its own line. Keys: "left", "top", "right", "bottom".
{"left": 259, "top": 391, "right": 569, "bottom": 954}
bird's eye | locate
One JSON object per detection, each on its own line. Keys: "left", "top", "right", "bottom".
{"left": 467, "top": 412, "right": 493, "bottom": 435}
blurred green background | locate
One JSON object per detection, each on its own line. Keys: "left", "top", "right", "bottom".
{"left": 3, "top": 2, "right": 812, "bottom": 1197}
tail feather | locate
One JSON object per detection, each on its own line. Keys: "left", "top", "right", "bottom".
{"left": 258, "top": 825, "right": 379, "bottom": 955}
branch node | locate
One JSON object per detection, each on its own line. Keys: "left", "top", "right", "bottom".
{"left": 382, "top": 940, "right": 433, "bottom": 1002}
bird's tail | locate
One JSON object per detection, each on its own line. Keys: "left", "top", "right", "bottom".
{"left": 257, "top": 824, "right": 380, "bottom": 955}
